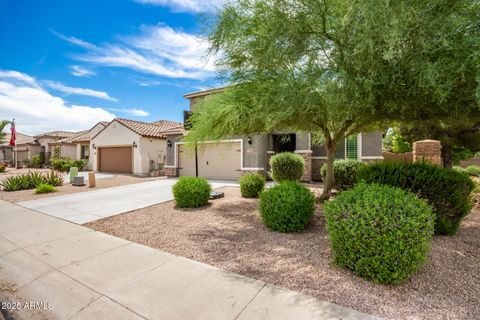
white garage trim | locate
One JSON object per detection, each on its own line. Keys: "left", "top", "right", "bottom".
{"left": 173, "top": 139, "right": 248, "bottom": 169}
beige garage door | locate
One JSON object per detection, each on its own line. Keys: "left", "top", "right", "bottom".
{"left": 99, "top": 147, "right": 132, "bottom": 174}
{"left": 178, "top": 144, "right": 196, "bottom": 177}
{"left": 198, "top": 142, "right": 241, "bottom": 180}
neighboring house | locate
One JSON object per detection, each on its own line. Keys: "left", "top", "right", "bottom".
{"left": 54, "top": 121, "right": 109, "bottom": 170}
{"left": 0, "top": 132, "right": 36, "bottom": 164}
{"left": 164, "top": 88, "right": 384, "bottom": 181}
{"left": 33, "top": 131, "right": 84, "bottom": 165}
{"left": 91, "top": 118, "right": 182, "bottom": 175}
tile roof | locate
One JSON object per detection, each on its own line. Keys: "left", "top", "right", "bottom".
{"left": 68, "top": 121, "right": 110, "bottom": 143}
{"left": 55, "top": 130, "right": 89, "bottom": 144}
{"left": 1, "top": 132, "right": 36, "bottom": 146}
{"left": 112, "top": 118, "right": 182, "bottom": 138}
{"left": 34, "top": 131, "right": 79, "bottom": 139}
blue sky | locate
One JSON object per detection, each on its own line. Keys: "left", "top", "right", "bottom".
{"left": 0, "top": 0, "right": 223, "bottom": 135}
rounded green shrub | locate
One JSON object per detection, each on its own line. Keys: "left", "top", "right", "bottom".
{"left": 269, "top": 152, "right": 304, "bottom": 182}
{"left": 36, "top": 183, "right": 56, "bottom": 194}
{"left": 357, "top": 162, "right": 474, "bottom": 235}
{"left": 320, "top": 159, "right": 364, "bottom": 190}
{"left": 172, "top": 176, "right": 212, "bottom": 208}
{"left": 324, "top": 183, "right": 435, "bottom": 284}
{"left": 260, "top": 181, "right": 315, "bottom": 232}
{"left": 240, "top": 173, "right": 266, "bottom": 198}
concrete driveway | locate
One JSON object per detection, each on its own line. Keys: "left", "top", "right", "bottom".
{"left": 17, "top": 178, "right": 237, "bottom": 224}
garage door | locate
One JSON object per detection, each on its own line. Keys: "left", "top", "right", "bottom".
{"left": 178, "top": 144, "right": 196, "bottom": 177}
{"left": 99, "top": 147, "right": 132, "bottom": 174}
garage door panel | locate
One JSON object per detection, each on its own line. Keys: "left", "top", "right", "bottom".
{"left": 99, "top": 147, "right": 132, "bottom": 174}
{"left": 177, "top": 142, "right": 242, "bottom": 180}
{"left": 178, "top": 144, "right": 196, "bottom": 177}
{"left": 198, "top": 142, "right": 241, "bottom": 180}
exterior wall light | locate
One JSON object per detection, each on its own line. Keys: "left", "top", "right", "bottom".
{"left": 92, "top": 144, "right": 96, "bottom": 150}
{"left": 167, "top": 140, "right": 173, "bottom": 148}
{"left": 247, "top": 136, "right": 253, "bottom": 145}
{"left": 133, "top": 141, "right": 138, "bottom": 148}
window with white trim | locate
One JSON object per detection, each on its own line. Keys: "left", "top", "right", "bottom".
{"left": 346, "top": 135, "right": 358, "bottom": 159}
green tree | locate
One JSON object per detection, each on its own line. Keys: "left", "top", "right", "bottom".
{"left": 188, "top": 0, "right": 480, "bottom": 199}
{"left": 0, "top": 120, "right": 12, "bottom": 144}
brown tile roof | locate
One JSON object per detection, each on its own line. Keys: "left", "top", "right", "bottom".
{"left": 149, "top": 120, "right": 183, "bottom": 131}
{"left": 56, "top": 130, "right": 89, "bottom": 144}
{"left": 34, "top": 131, "right": 78, "bottom": 139}
{"left": 115, "top": 118, "right": 182, "bottom": 138}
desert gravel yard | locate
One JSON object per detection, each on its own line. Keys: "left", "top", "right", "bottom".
{"left": 87, "top": 186, "right": 480, "bottom": 320}
{"left": 0, "top": 175, "right": 163, "bottom": 202}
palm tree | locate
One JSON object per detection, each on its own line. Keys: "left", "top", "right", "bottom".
{"left": 0, "top": 120, "right": 12, "bottom": 145}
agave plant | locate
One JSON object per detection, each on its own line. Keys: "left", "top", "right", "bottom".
{"left": 1, "top": 176, "right": 22, "bottom": 191}
{"left": 43, "top": 170, "right": 64, "bottom": 186}
{"left": 27, "top": 171, "right": 45, "bottom": 188}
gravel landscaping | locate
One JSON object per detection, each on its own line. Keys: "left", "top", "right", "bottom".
{"left": 87, "top": 186, "right": 480, "bottom": 320}
{"left": 0, "top": 175, "right": 164, "bottom": 202}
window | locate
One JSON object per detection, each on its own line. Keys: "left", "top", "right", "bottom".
{"left": 346, "top": 135, "right": 358, "bottom": 159}
{"left": 81, "top": 145, "right": 89, "bottom": 160}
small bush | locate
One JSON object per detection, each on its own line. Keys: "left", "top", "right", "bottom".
{"left": 36, "top": 183, "right": 56, "bottom": 194}
{"left": 320, "top": 159, "right": 364, "bottom": 190}
{"left": 357, "top": 162, "right": 474, "bottom": 235}
{"left": 324, "top": 183, "right": 435, "bottom": 284}
{"left": 259, "top": 181, "right": 315, "bottom": 232}
{"left": 269, "top": 152, "right": 304, "bottom": 182}
{"left": 173, "top": 176, "right": 212, "bottom": 208}
{"left": 466, "top": 165, "right": 480, "bottom": 177}
{"left": 72, "top": 160, "right": 86, "bottom": 171}
{"left": 43, "top": 171, "right": 64, "bottom": 186}
{"left": 240, "top": 173, "right": 265, "bottom": 198}
{"left": 31, "top": 154, "right": 44, "bottom": 168}
{"left": 0, "top": 163, "right": 6, "bottom": 173}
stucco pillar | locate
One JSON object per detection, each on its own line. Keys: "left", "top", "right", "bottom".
{"left": 295, "top": 150, "right": 312, "bottom": 182}
{"left": 413, "top": 140, "right": 442, "bottom": 166}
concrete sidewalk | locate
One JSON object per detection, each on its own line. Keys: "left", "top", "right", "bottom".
{"left": 0, "top": 201, "right": 378, "bottom": 320}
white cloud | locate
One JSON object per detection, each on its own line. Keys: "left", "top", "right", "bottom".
{"left": 44, "top": 80, "right": 117, "bottom": 101}
{"left": 70, "top": 65, "right": 95, "bottom": 77}
{"left": 109, "top": 108, "right": 149, "bottom": 117}
{"left": 0, "top": 70, "right": 115, "bottom": 135}
{"left": 54, "top": 25, "right": 216, "bottom": 80}
{"left": 135, "top": 0, "right": 224, "bottom": 13}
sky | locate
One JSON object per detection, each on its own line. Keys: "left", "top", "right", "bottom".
{"left": 0, "top": 0, "right": 224, "bottom": 135}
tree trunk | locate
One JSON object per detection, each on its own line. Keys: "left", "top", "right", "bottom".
{"left": 441, "top": 144, "right": 453, "bottom": 169}
{"left": 320, "top": 143, "right": 336, "bottom": 201}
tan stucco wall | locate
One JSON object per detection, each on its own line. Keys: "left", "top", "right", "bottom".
{"left": 60, "top": 144, "right": 77, "bottom": 159}
{"left": 139, "top": 137, "right": 166, "bottom": 173}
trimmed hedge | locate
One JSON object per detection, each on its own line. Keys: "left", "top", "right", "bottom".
{"left": 357, "top": 162, "right": 474, "bottom": 235}
{"left": 50, "top": 158, "right": 86, "bottom": 172}
{"left": 269, "top": 152, "right": 304, "bottom": 182}
{"left": 240, "top": 173, "right": 266, "bottom": 198}
{"left": 320, "top": 159, "right": 364, "bottom": 190}
{"left": 259, "top": 181, "right": 315, "bottom": 232}
{"left": 172, "top": 176, "right": 212, "bottom": 208}
{"left": 324, "top": 183, "right": 435, "bottom": 284}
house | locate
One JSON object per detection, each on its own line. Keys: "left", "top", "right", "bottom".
{"left": 33, "top": 131, "right": 83, "bottom": 164}
{"left": 164, "top": 88, "right": 384, "bottom": 181}
{"left": 53, "top": 121, "right": 110, "bottom": 170}
{"left": 91, "top": 118, "right": 182, "bottom": 175}
{"left": 0, "top": 132, "right": 36, "bottom": 165}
